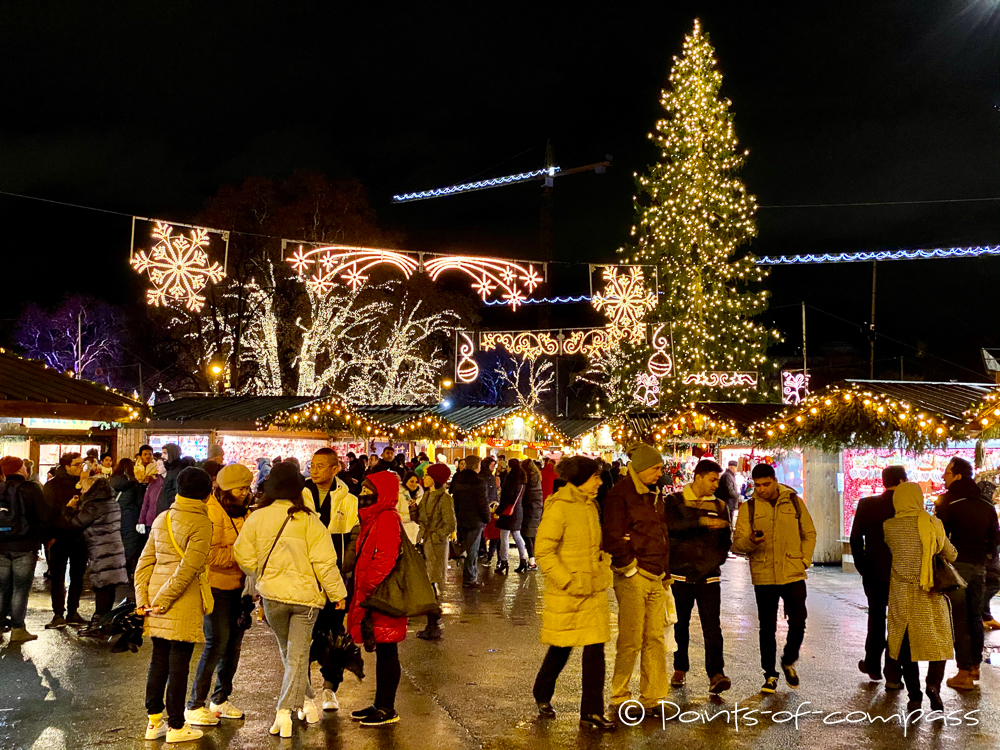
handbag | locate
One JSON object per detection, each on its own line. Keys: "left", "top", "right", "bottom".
{"left": 501, "top": 485, "right": 525, "bottom": 517}
{"left": 360, "top": 519, "right": 439, "bottom": 618}
{"left": 930, "top": 554, "right": 967, "bottom": 593}
{"left": 448, "top": 538, "right": 465, "bottom": 560}
{"left": 164, "top": 511, "right": 214, "bottom": 615}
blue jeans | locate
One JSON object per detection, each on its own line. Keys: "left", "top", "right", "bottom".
{"left": 459, "top": 525, "right": 484, "bottom": 584}
{"left": 262, "top": 599, "right": 319, "bottom": 711}
{"left": 188, "top": 588, "right": 245, "bottom": 709}
{"left": 498, "top": 529, "right": 528, "bottom": 564}
{"left": 0, "top": 550, "right": 38, "bottom": 629}
{"left": 948, "top": 562, "right": 986, "bottom": 669}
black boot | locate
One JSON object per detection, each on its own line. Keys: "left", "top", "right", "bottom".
{"left": 495, "top": 561, "right": 509, "bottom": 574}
{"left": 417, "top": 612, "right": 442, "bottom": 640}
{"left": 580, "top": 714, "right": 617, "bottom": 731}
{"left": 514, "top": 560, "right": 528, "bottom": 573}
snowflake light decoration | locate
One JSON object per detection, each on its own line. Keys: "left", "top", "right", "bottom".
{"left": 131, "top": 222, "right": 226, "bottom": 312}
{"left": 592, "top": 266, "right": 656, "bottom": 341}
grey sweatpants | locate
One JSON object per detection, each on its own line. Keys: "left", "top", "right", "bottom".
{"left": 262, "top": 598, "right": 319, "bottom": 711}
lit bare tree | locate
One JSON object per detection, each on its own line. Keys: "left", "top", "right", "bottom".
{"left": 495, "top": 354, "right": 555, "bottom": 409}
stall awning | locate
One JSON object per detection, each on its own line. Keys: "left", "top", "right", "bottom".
{"left": 149, "top": 396, "right": 319, "bottom": 430}
{"left": 0, "top": 349, "right": 145, "bottom": 423}
{"left": 753, "top": 380, "right": 999, "bottom": 453}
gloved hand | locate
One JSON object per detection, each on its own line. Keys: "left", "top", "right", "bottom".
{"left": 361, "top": 611, "right": 377, "bottom": 653}
{"left": 136, "top": 524, "right": 146, "bottom": 534}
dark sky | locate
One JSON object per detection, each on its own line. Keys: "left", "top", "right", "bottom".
{"left": 1, "top": 1, "right": 997, "bottom": 383}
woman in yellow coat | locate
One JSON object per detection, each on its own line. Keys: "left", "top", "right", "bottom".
{"left": 532, "top": 456, "right": 616, "bottom": 731}
{"left": 134, "top": 467, "right": 214, "bottom": 744}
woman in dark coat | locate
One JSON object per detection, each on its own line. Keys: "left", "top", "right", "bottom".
{"left": 110, "top": 458, "right": 145, "bottom": 589}
{"left": 479, "top": 458, "right": 501, "bottom": 563}
{"left": 65, "top": 477, "right": 128, "bottom": 618}
{"left": 496, "top": 459, "right": 529, "bottom": 574}
{"left": 520, "top": 461, "right": 544, "bottom": 571}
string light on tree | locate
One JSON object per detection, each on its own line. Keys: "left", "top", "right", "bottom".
{"left": 131, "top": 222, "right": 226, "bottom": 312}
{"left": 616, "top": 19, "right": 779, "bottom": 409}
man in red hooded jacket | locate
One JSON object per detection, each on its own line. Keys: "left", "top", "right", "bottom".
{"left": 345, "top": 471, "right": 406, "bottom": 727}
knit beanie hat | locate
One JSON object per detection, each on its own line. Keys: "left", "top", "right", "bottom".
{"left": 0, "top": 456, "right": 24, "bottom": 476}
{"left": 426, "top": 463, "right": 451, "bottom": 486}
{"left": 262, "top": 462, "right": 306, "bottom": 500}
{"left": 177, "top": 467, "right": 213, "bottom": 500}
{"left": 217, "top": 463, "right": 254, "bottom": 491}
{"left": 626, "top": 443, "right": 663, "bottom": 474}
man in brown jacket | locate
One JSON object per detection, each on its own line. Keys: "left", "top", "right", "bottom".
{"left": 602, "top": 443, "right": 672, "bottom": 715}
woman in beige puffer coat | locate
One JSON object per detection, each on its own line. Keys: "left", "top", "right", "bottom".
{"left": 532, "top": 456, "right": 616, "bottom": 731}
{"left": 134, "top": 468, "right": 214, "bottom": 744}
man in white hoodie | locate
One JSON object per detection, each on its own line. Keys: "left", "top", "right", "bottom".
{"left": 304, "top": 447, "right": 358, "bottom": 711}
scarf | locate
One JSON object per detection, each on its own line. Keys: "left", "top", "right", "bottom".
{"left": 892, "top": 481, "right": 943, "bottom": 591}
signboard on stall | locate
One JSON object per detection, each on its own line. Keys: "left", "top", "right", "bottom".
{"left": 842, "top": 446, "right": 1000, "bottom": 537}
{"left": 24, "top": 418, "right": 94, "bottom": 431}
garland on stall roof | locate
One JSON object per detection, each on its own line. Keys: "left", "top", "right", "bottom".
{"left": 966, "top": 391, "right": 1000, "bottom": 442}
{"left": 747, "top": 385, "right": 956, "bottom": 453}
{"left": 258, "top": 397, "right": 467, "bottom": 442}
{"left": 650, "top": 408, "right": 747, "bottom": 448}
{"left": 466, "top": 408, "right": 570, "bottom": 446}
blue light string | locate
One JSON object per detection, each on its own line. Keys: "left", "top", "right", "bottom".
{"left": 483, "top": 294, "right": 592, "bottom": 306}
{"left": 392, "top": 167, "right": 560, "bottom": 203}
{"left": 757, "top": 245, "right": 1000, "bottom": 265}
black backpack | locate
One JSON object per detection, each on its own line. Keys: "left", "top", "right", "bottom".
{"left": 0, "top": 482, "right": 30, "bottom": 541}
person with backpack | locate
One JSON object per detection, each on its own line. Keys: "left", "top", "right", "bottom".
{"left": 663, "top": 459, "right": 733, "bottom": 694}
{"left": 64, "top": 476, "right": 129, "bottom": 621}
{"left": 0, "top": 456, "right": 50, "bottom": 643}
{"left": 345, "top": 471, "right": 406, "bottom": 727}
{"left": 135, "top": 467, "right": 214, "bottom": 744}
{"left": 732, "top": 463, "right": 817, "bottom": 694}
{"left": 233, "top": 462, "right": 347, "bottom": 739}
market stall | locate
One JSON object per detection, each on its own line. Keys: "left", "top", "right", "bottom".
{"left": 0, "top": 349, "right": 146, "bottom": 480}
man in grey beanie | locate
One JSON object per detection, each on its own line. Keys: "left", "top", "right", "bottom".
{"left": 602, "top": 443, "right": 673, "bottom": 716}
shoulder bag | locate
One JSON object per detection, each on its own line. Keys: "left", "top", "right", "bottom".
{"left": 165, "top": 511, "right": 214, "bottom": 615}
{"left": 501, "top": 485, "right": 525, "bottom": 517}
{"left": 360, "top": 517, "right": 438, "bottom": 618}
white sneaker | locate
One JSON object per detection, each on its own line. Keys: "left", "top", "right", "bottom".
{"left": 209, "top": 700, "right": 244, "bottom": 719}
{"left": 183, "top": 706, "right": 220, "bottom": 726}
{"left": 297, "top": 699, "right": 321, "bottom": 724}
{"left": 165, "top": 724, "right": 204, "bottom": 743}
{"left": 145, "top": 715, "right": 168, "bottom": 740}
{"left": 322, "top": 689, "right": 339, "bottom": 711}
{"left": 270, "top": 708, "right": 292, "bottom": 738}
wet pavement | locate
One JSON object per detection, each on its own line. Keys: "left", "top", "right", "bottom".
{"left": 3, "top": 556, "right": 999, "bottom": 750}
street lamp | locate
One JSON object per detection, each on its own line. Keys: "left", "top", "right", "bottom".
{"left": 209, "top": 363, "right": 225, "bottom": 395}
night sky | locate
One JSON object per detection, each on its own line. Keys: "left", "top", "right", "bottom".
{"left": 1, "top": 1, "right": 997, "bottom": 384}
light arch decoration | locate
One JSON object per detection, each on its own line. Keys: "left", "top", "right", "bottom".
{"left": 456, "top": 332, "right": 480, "bottom": 384}
{"left": 286, "top": 245, "right": 545, "bottom": 309}
{"left": 480, "top": 331, "right": 559, "bottom": 360}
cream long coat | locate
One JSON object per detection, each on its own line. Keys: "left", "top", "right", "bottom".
{"left": 883, "top": 515, "right": 957, "bottom": 662}
{"left": 535, "top": 483, "right": 613, "bottom": 647}
{"left": 134, "top": 495, "right": 212, "bottom": 643}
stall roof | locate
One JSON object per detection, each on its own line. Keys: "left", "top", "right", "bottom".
{"left": 0, "top": 349, "right": 144, "bottom": 421}
{"left": 354, "top": 405, "right": 519, "bottom": 432}
{"left": 844, "top": 380, "right": 996, "bottom": 422}
{"left": 550, "top": 417, "right": 606, "bottom": 441}
{"left": 150, "top": 396, "right": 319, "bottom": 428}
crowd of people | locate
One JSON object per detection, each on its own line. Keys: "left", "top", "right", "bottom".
{"left": 0, "top": 441, "right": 997, "bottom": 738}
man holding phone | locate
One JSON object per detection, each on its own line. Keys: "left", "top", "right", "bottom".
{"left": 732, "top": 463, "right": 816, "bottom": 694}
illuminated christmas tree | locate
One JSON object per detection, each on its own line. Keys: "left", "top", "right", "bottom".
{"left": 617, "top": 19, "right": 779, "bottom": 409}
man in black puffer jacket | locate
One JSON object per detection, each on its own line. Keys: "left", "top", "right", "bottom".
{"left": 935, "top": 456, "right": 1000, "bottom": 690}
{"left": 451, "top": 456, "right": 488, "bottom": 588}
{"left": 663, "top": 459, "right": 732, "bottom": 694}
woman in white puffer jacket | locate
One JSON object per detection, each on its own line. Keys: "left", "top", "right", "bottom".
{"left": 234, "top": 463, "right": 347, "bottom": 739}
